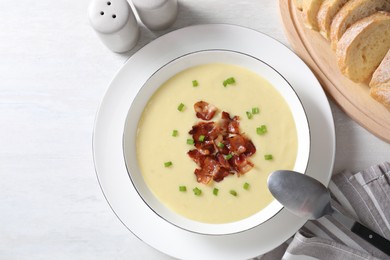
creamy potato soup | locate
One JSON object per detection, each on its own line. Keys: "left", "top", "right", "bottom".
{"left": 136, "top": 63, "right": 298, "bottom": 224}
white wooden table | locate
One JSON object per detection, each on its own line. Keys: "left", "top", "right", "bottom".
{"left": 0, "top": 1, "right": 389, "bottom": 259}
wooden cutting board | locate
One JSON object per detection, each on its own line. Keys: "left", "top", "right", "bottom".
{"left": 279, "top": 0, "right": 390, "bottom": 143}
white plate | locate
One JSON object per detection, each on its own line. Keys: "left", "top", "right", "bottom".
{"left": 93, "top": 24, "right": 335, "bottom": 259}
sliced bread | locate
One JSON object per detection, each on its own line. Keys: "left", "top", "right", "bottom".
{"left": 370, "top": 84, "right": 390, "bottom": 108}
{"left": 317, "top": 0, "right": 349, "bottom": 40}
{"left": 370, "top": 49, "right": 390, "bottom": 108}
{"left": 336, "top": 12, "right": 390, "bottom": 83}
{"left": 302, "top": 0, "right": 324, "bottom": 30}
{"left": 370, "top": 49, "right": 390, "bottom": 88}
{"left": 330, "top": 0, "right": 390, "bottom": 50}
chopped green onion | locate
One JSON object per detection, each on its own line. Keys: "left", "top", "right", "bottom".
{"left": 213, "top": 188, "right": 219, "bottom": 196}
{"left": 225, "top": 154, "right": 233, "bottom": 160}
{"left": 246, "top": 111, "right": 253, "bottom": 119}
{"left": 187, "top": 139, "right": 194, "bottom": 145}
{"left": 198, "top": 135, "right": 205, "bottom": 142}
{"left": 164, "top": 161, "right": 173, "bottom": 167}
{"left": 177, "top": 103, "right": 185, "bottom": 112}
{"left": 192, "top": 80, "right": 199, "bottom": 87}
{"left": 217, "top": 142, "right": 225, "bottom": 148}
{"left": 193, "top": 187, "right": 202, "bottom": 196}
{"left": 264, "top": 154, "right": 273, "bottom": 160}
{"left": 230, "top": 190, "right": 238, "bottom": 196}
{"left": 223, "top": 77, "right": 236, "bottom": 87}
{"left": 256, "top": 125, "right": 267, "bottom": 135}
{"left": 179, "top": 186, "right": 187, "bottom": 192}
{"left": 172, "top": 130, "right": 178, "bottom": 137}
{"left": 252, "top": 107, "right": 260, "bottom": 114}
{"left": 243, "top": 182, "right": 250, "bottom": 190}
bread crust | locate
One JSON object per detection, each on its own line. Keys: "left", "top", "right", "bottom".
{"left": 369, "top": 49, "right": 390, "bottom": 108}
{"left": 317, "top": 0, "right": 349, "bottom": 40}
{"left": 302, "top": 0, "right": 324, "bottom": 30}
{"left": 370, "top": 49, "right": 390, "bottom": 88}
{"left": 370, "top": 83, "right": 390, "bottom": 108}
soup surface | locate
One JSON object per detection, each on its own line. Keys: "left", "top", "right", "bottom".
{"left": 136, "top": 63, "right": 298, "bottom": 223}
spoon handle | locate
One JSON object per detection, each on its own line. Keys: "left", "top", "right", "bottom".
{"left": 351, "top": 222, "right": 390, "bottom": 256}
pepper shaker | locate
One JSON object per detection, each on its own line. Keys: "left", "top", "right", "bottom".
{"left": 131, "top": 0, "right": 178, "bottom": 31}
{"left": 88, "top": 0, "right": 139, "bottom": 53}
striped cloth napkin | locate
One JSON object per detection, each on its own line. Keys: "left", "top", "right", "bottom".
{"left": 257, "top": 162, "right": 390, "bottom": 260}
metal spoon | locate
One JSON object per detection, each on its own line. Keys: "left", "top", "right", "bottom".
{"left": 267, "top": 170, "right": 390, "bottom": 256}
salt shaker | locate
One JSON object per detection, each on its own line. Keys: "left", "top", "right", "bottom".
{"left": 88, "top": 0, "right": 140, "bottom": 53}
{"left": 131, "top": 0, "right": 178, "bottom": 31}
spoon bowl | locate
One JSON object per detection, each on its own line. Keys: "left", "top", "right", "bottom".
{"left": 267, "top": 170, "right": 333, "bottom": 220}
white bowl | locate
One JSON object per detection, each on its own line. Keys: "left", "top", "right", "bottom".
{"left": 123, "top": 50, "right": 310, "bottom": 235}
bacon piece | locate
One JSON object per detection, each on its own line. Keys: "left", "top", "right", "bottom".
{"left": 194, "top": 157, "right": 232, "bottom": 184}
{"left": 187, "top": 149, "right": 206, "bottom": 167}
{"left": 228, "top": 135, "right": 247, "bottom": 154}
{"left": 194, "top": 101, "right": 217, "bottom": 120}
{"left": 228, "top": 116, "right": 240, "bottom": 134}
{"left": 213, "top": 167, "right": 232, "bottom": 182}
{"left": 244, "top": 138, "right": 256, "bottom": 156}
{"left": 219, "top": 111, "right": 240, "bottom": 134}
{"left": 227, "top": 135, "right": 256, "bottom": 156}
{"left": 194, "top": 168, "right": 213, "bottom": 184}
{"left": 195, "top": 141, "right": 215, "bottom": 155}
{"left": 216, "top": 153, "right": 230, "bottom": 169}
{"left": 189, "top": 122, "right": 220, "bottom": 141}
{"left": 194, "top": 157, "right": 219, "bottom": 184}
{"left": 230, "top": 154, "right": 254, "bottom": 174}
{"left": 219, "top": 111, "right": 230, "bottom": 134}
